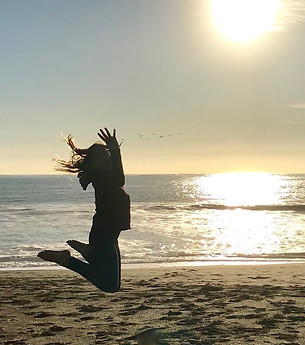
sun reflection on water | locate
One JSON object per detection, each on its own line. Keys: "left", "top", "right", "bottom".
{"left": 188, "top": 173, "right": 293, "bottom": 258}
{"left": 210, "top": 209, "right": 278, "bottom": 256}
{"left": 194, "top": 172, "right": 290, "bottom": 207}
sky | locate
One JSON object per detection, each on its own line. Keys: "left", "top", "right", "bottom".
{"left": 2, "top": 0, "right": 305, "bottom": 174}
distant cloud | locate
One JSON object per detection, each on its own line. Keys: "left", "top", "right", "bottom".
{"left": 276, "top": 0, "right": 305, "bottom": 30}
{"left": 289, "top": 103, "right": 305, "bottom": 109}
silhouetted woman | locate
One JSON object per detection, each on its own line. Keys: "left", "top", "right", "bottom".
{"left": 38, "top": 128, "right": 130, "bottom": 293}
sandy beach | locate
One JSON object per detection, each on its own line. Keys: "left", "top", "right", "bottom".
{"left": 1, "top": 263, "right": 304, "bottom": 345}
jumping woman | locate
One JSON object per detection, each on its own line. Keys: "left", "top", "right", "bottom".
{"left": 38, "top": 128, "right": 130, "bottom": 293}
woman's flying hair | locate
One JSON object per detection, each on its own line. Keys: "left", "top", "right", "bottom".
{"left": 54, "top": 134, "right": 107, "bottom": 173}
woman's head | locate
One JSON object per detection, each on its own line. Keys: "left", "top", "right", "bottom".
{"left": 55, "top": 135, "right": 111, "bottom": 175}
{"left": 86, "top": 143, "right": 112, "bottom": 172}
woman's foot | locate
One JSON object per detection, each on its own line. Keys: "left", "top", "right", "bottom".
{"left": 37, "top": 250, "right": 71, "bottom": 267}
{"left": 66, "top": 240, "right": 91, "bottom": 261}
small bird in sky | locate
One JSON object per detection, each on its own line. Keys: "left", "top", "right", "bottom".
{"left": 136, "top": 132, "right": 184, "bottom": 140}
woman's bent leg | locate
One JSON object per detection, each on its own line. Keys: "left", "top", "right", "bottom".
{"left": 67, "top": 238, "right": 121, "bottom": 293}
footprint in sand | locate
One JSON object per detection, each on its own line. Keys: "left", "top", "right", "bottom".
{"left": 77, "top": 305, "right": 107, "bottom": 313}
{"left": 167, "top": 310, "right": 182, "bottom": 316}
{"left": 258, "top": 314, "right": 283, "bottom": 328}
{"left": 60, "top": 312, "right": 80, "bottom": 317}
{"left": 80, "top": 316, "right": 95, "bottom": 321}
{"left": 199, "top": 284, "right": 223, "bottom": 293}
{"left": 34, "top": 311, "right": 54, "bottom": 318}
{"left": 37, "top": 325, "right": 67, "bottom": 337}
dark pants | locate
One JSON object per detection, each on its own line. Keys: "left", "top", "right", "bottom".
{"left": 68, "top": 215, "right": 121, "bottom": 293}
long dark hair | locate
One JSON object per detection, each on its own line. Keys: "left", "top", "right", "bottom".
{"left": 54, "top": 135, "right": 109, "bottom": 173}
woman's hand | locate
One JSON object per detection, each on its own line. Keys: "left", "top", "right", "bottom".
{"left": 97, "top": 127, "right": 120, "bottom": 151}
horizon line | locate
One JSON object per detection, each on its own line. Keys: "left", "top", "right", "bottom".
{"left": 1, "top": 172, "right": 305, "bottom": 176}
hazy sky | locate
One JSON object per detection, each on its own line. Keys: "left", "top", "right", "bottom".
{"left": 2, "top": 0, "right": 305, "bottom": 174}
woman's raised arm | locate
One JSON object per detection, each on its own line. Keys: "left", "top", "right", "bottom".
{"left": 97, "top": 128, "right": 125, "bottom": 187}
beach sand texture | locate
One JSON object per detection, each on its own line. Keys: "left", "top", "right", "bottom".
{"left": 1, "top": 264, "right": 305, "bottom": 345}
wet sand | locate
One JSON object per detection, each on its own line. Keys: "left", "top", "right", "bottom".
{"left": 1, "top": 264, "right": 305, "bottom": 345}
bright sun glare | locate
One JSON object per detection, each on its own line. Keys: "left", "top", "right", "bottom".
{"left": 211, "top": 0, "right": 281, "bottom": 41}
{"left": 195, "top": 172, "right": 287, "bottom": 206}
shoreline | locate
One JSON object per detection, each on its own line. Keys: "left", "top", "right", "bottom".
{"left": 1, "top": 259, "right": 305, "bottom": 271}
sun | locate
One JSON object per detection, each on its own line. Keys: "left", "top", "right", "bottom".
{"left": 211, "top": 0, "right": 281, "bottom": 42}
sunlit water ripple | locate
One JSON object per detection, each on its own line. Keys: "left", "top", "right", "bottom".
{"left": 0, "top": 173, "right": 305, "bottom": 269}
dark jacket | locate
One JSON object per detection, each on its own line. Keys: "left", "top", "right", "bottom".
{"left": 92, "top": 148, "right": 131, "bottom": 231}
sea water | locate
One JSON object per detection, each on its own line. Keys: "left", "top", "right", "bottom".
{"left": 1, "top": 174, "right": 305, "bottom": 269}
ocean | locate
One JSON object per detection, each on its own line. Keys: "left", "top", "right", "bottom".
{"left": 1, "top": 173, "right": 305, "bottom": 270}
